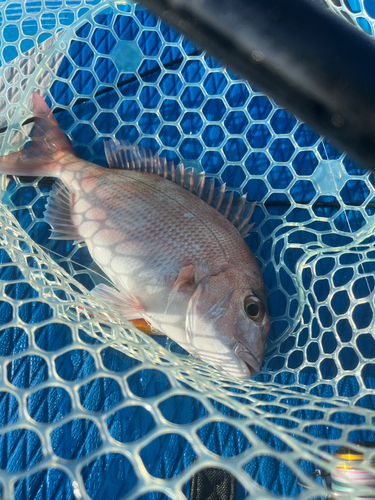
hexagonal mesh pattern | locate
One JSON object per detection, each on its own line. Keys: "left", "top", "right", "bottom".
{"left": 0, "top": 0, "right": 375, "bottom": 499}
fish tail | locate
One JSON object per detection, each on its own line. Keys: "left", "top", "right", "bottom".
{"left": 0, "top": 92, "right": 77, "bottom": 177}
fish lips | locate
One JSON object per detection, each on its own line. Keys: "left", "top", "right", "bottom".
{"left": 234, "top": 342, "right": 261, "bottom": 375}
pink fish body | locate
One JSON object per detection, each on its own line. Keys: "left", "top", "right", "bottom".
{"left": 0, "top": 93, "right": 270, "bottom": 378}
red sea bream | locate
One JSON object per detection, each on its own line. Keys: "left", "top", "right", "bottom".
{"left": 0, "top": 93, "right": 270, "bottom": 378}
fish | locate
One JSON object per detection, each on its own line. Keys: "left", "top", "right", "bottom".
{"left": 0, "top": 92, "right": 270, "bottom": 379}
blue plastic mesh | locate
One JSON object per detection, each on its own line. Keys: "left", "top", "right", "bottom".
{"left": 0, "top": 0, "right": 375, "bottom": 499}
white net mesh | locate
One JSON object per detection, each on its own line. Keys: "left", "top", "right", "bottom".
{"left": 0, "top": 0, "right": 375, "bottom": 499}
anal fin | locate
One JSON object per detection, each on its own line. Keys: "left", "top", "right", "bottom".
{"left": 91, "top": 283, "right": 145, "bottom": 320}
{"left": 45, "top": 181, "right": 83, "bottom": 241}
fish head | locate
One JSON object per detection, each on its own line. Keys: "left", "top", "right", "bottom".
{"left": 186, "top": 265, "right": 270, "bottom": 379}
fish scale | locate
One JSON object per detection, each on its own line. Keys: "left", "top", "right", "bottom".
{"left": 0, "top": 92, "right": 270, "bottom": 379}
{"left": 81, "top": 169, "right": 245, "bottom": 271}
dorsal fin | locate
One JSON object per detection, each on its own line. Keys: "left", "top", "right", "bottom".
{"left": 104, "top": 139, "right": 256, "bottom": 239}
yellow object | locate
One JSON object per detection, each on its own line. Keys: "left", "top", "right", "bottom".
{"left": 130, "top": 318, "right": 159, "bottom": 335}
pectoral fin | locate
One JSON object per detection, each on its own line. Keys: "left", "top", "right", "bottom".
{"left": 91, "top": 284, "right": 145, "bottom": 319}
{"left": 173, "top": 265, "right": 195, "bottom": 289}
{"left": 165, "top": 265, "right": 195, "bottom": 315}
{"left": 185, "top": 278, "right": 207, "bottom": 346}
{"left": 185, "top": 273, "right": 233, "bottom": 346}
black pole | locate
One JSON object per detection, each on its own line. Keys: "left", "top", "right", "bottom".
{"left": 138, "top": 0, "right": 375, "bottom": 173}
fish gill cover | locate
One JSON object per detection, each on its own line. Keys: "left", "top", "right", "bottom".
{"left": 0, "top": 0, "right": 374, "bottom": 499}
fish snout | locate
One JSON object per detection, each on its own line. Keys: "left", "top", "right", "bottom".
{"left": 234, "top": 341, "right": 262, "bottom": 375}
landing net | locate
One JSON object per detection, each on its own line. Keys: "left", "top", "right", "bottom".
{"left": 0, "top": 1, "right": 374, "bottom": 499}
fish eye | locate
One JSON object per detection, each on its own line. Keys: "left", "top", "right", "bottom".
{"left": 244, "top": 295, "right": 265, "bottom": 322}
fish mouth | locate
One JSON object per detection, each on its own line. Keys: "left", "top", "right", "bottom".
{"left": 234, "top": 342, "right": 261, "bottom": 375}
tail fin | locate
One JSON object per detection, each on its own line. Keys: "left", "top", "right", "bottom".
{"left": 0, "top": 92, "right": 77, "bottom": 177}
